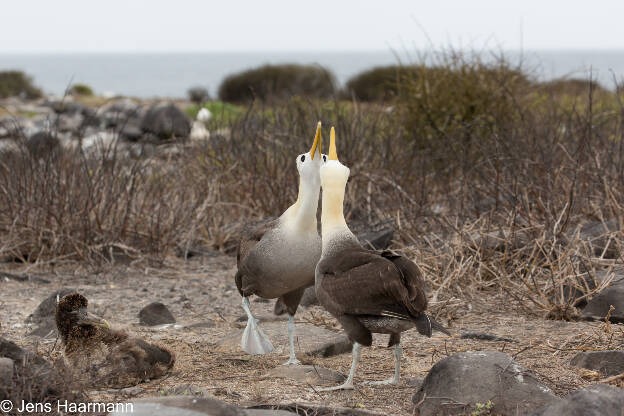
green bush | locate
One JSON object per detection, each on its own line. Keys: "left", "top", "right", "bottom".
{"left": 343, "top": 65, "right": 418, "bottom": 101}
{"left": 69, "top": 83, "right": 94, "bottom": 96}
{"left": 0, "top": 71, "right": 42, "bottom": 99}
{"left": 187, "top": 86, "right": 210, "bottom": 104}
{"left": 218, "top": 64, "right": 336, "bottom": 103}
{"left": 397, "top": 52, "right": 533, "bottom": 169}
{"left": 185, "top": 101, "right": 242, "bottom": 126}
{"left": 538, "top": 78, "right": 607, "bottom": 97}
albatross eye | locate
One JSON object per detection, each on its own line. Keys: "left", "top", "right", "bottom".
{"left": 300, "top": 155, "right": 305, "bottom": 162}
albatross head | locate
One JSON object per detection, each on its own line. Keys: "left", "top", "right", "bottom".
{"left": 55, "top": 293, "right": 110, "bottom": 342}
{"left": 295, "top": 121, "right": 324, "bottom": 188}
{"left": 320, "top": 126, "right": 350, "bottom": 192}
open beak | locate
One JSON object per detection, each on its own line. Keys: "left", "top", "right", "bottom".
{"left": 328, "top": 126, "right": 338, "bottom": 160}
{"left": 78, "top": 309, "right": 111, "bottom": 329}
{"left": 309, "top": 121, "right": 322, "bottom": 160}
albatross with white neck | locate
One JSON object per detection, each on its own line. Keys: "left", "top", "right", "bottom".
{"left": 235, "top": 122, "right": 325, "bottom": 364}
{"left": 315, "top": 127, "right": 450, "bottom": 390}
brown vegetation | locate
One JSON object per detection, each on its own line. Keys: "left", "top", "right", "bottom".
{"left": 1, "top": 50, "right": 622, "bottom": 322}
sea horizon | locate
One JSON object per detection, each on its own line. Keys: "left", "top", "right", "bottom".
{"left": 1, "top": 49, "right": 623, "bottom": 99}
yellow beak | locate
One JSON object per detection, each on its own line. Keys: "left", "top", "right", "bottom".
{"left": 309, "top": 121, "right": 322, "bottom": 160}
{"left": 328, "top": 126, "right": 338, "bottom": 161}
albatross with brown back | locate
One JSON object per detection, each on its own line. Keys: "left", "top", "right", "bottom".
{"left": 314, "top": 127, "right": 450, "bottom": 390}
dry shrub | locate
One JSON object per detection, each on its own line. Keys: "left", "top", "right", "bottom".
{"left": 1, "top": 48, "right": 623, "bottom": 318}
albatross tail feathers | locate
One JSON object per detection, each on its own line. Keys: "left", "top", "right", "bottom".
{"left": 241, "top": 317, "right": 274, "bottom": 355}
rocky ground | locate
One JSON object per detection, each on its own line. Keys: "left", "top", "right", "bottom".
{"left": 1, "top": 251, "right": 623, "bottom": 415}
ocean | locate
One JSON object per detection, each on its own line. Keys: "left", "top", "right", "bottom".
{"left": 1, "top": 50, "right": 623, "bottom": 99}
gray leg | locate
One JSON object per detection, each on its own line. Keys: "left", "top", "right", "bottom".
{"left": 364, "top": 342, "right": 402, "bottom": 385}
{"left": 317, "top": 342, "right": 360, "bottom": 391}
{"left": 282, "top": 315, "right": 301, "bottom": 365}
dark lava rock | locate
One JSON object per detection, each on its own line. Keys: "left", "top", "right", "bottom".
{"left": 412, "top": 351, "right": 556, "bottom": 416}
{"left": 0, "top": 357, "right": 13, "bottom": 389}
{"left": 26, "top": 287, "right": 76, "bottom": 324}
{"left": 139, "top": 302, "right": 176, "bottom": 326}
{"left": 300, "top": 286, "right": 318, "bottom": 307}
{"left": 26, "top": 131, "right": 60, "bottom": 156}
{"left": 570, "top": 350, "right": 624, "bottom": 377}
{"left": 530, "top": 384, "right": 624, "bottom": 416}
{"left": 109, "top": 396, "right": 297, "bottom": 416}
{"left": 580, "top": 275, "right": 624, "bottom": 323}
{"left": 579, "top": 220, "right": 620, "bottom": 258}
{"left": 357, "top": 228, "right": 394, "bottom": 250}
{"left": 140, "top": 102, "right": 191, "bottom": 140}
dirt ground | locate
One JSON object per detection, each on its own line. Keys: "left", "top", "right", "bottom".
{"left": 1, "top": 253, "right": 623, "bottom": 415}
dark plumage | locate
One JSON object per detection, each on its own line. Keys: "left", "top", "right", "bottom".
{"left": 55, "top": 293, "right": 174, "bottom": 388}
{"left": 315, "top": 127, "right": 449, "bottom": 390}
{"left": 316, "top": 244, "right": 447, "bottom": 348}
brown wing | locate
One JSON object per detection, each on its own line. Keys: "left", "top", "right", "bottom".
{"left": 316, "top": 247, "right": 427, "bottom": 321}
{"left": 380, "top": 251, "right": 428, "bottom": 315}
{"left": 235, "top": 218, "right": 279, "bottom": 295}
{"left": 236, "top": 218, "right": 279, "bottom": 267}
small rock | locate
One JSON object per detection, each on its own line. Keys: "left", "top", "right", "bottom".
{"left": 186, "top": 321, "right": 216, "bottom": 329}
{"left": 405, "top": 377, "right": 424, "bottom": 388}
{"left": 570, "top": 350, "right": 624, "bottom": 377}
{"left": 412, "top": 351, "right": 556, "bottom": 416}
{"left": 27, "top": 131, "right": 60, "bottom": 157}
{"left": 299, "top": 287, "right": 318, "bottom": 307}
{"left": 357, "top": 228, "right": 394, "bottom": 250}
{"left": 118, "top": 386, "right": 143, "bottom": 395}
{"left": 264, "top": 364, "right": 345, "bottom": 385}
{"left": 139, "top": 303, "right": 176, "bottom": 326}
{"left": 26, "top": 287, "right": 76, "bottom": 324}
{"left": 140, "top": 102, "right": 191, "bottom": 140}
{"left": 163, "top": 384, "right": 210, "bottom": 397}
{"left": 530, "top": 384, "right": 624, "bottom": 416}
{"left": 0, "top": 357, "right": 13, "bottom": 388}
{"left": 109, "top": 396, "right": 247, "bottom": 416}
{"left": 460, "top": 332, "right": 519, "bottom": 343}
{"left": 581, "top": 276, "right": 624, "bottom": 323}
{"left": 216, "top": 322, "right": 351, "bottom": 357}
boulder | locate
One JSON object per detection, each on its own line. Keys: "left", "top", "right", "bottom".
{"left": 578, "top": 220, "right": 620, "bottom": 258}
{"left": 216, "top": 322, "right": 351, "bottom": 358}
{"left": 357, "top": 228, "right": 394, "bottom": 250}
{"left": 140, "top": 102, "right": 191, "bottom": 140}
{"left": 580, "top": 275, "right": 624, "bottom": 323}
{"left": 570, "top": 350, "right": 624, "bottom": 377}
{"left": 412, "top": 351, "right": 556, "bottom": 416}
{"left": 26, "top": 288, "right": 76, "bottom": 337}
{"left": 26, "top": 131, "right": 60, "bottom": 156}
{"left": 139, "top": 302, "right": 176, "bottom": 326}
{"left": 530, "top": 384, "right": 624, "bottom": 416}
{"left": 108, "top": 396, "right": 297, "bottom": 416}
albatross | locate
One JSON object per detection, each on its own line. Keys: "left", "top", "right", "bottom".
{"left": 55, "top": 293, "right": 174, "bottom": 388}
{"left": 315, "top": 127, "right": 449, "bottom": 390}
{"left": 235, "top": 122, "right": 324, "bottom": 364}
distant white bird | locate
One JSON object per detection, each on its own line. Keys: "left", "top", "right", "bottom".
{"left": 197, "top": 108, "right": 212, "bottom": 123}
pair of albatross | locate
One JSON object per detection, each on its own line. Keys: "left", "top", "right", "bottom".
{"left": 236, "top": 123, "right": 449, "bottom": 389}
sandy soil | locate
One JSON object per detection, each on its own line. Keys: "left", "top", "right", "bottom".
{"left": 1, "top": 253, "right": 623, "bottom": 415}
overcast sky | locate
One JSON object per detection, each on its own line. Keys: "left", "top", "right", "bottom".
{"left": 2, "top": 0, "right": 624, "bottom": 53}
